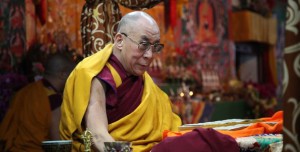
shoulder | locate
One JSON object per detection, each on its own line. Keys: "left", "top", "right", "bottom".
{"left": 17, "top": 80, "right": 43, "bottom": 94}
{"left": 91, "top": 77, "right": 107, "bottom": 92}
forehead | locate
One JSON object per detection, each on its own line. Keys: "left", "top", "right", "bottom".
{"left": 132, "top": 19, "right": 160, "bottom": 41}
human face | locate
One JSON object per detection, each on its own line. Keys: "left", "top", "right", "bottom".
{"left": 120, "top": 23, "right": 161, "bottom": 76}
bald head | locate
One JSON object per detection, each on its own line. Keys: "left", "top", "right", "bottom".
{"left": 117, "top": 11, "right": 158, "bottom": 34}
{"left": 44, "top": 53, "right": 75, "bottom": 77}
{"left": 113, "top": 11, "right": 162, "bottom": 76}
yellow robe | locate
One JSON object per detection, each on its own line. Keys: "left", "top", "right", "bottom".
{"left": 60, "top": 43, "right": 181, "bottom": 152}
{"left": 0, "top": 80, "right": 52, "bottom": 152}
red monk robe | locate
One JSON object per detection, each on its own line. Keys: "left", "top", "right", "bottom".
{"left": 96, "top": 54, "right": 143, "bottom": 124}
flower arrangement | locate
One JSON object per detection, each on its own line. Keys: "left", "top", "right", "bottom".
{"left": 223, "top": 79, "right": 278, "bottom": 118}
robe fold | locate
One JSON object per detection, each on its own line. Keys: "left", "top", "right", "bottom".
{"left": 96, "top": 54, "right": 144, "bottom": 124}
{"left": 151, "top": 128, "right": 240, "bottom": 152}
{"left": 60, "top": 43, "right": 181, "bottom": 152}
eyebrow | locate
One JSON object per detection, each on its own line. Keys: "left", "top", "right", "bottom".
{"left": 140, "top": 35, "right": 160, "bottom": 43}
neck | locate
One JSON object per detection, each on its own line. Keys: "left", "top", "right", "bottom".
{"left": 112, "top": 49, "right": 132, "bottom": 77}
{"left": 44, "top": 76, "right": 63, "bottom": 93}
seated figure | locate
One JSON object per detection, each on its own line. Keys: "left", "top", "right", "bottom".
{"left": 60, "top": 11, "right": 182, "bottom": 152}
{"left": 0, "top": 53, "right": 76, "bottom": 151}
{"left": 60, "top": 11, "right": 240, "bottom": 152}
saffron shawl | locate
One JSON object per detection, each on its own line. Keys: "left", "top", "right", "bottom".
{"left": 0, "top": 80, "right": 51, "bottom": 152}
{"left": 60, "top": 43, "right": 181, "bottom": 151}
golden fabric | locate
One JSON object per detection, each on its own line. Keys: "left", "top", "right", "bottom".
{"left": 229, "top": 11, "right": 277, "bottom": 45}
{"left": 268, "top": 47, "right": 278, "bottom": 86}
{"left": 60, "top": 43, "right": 181, "bottom": 152}
{"left": 0, "top": 80, "right": 52, "bottom": 152}
{"left": 80, "top": 0, "right": 163, "bottom": 56}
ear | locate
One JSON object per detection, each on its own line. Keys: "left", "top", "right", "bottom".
{"left": 114, "top": 33, "right": 123, "bottom": 49}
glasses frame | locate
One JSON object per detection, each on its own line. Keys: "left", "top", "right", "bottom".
{"left": 120, "top": 33, "right": 164, "bottom": 54}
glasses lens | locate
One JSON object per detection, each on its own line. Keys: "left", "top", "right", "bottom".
{"left": 154, "top": 44, "right": 164, "bottom": 53}
{"left": 138, "top": 42, "right": 150, "bottom": 51}
{"left": 138, "top": 42, "right": 164, "bottom": 53}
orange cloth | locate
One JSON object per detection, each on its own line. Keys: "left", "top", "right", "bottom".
{"left": 0, "top": 80, "right": 52, "bottom": 152}
{"left": 219, "top": 111, "right": 283, "bottom": 138}
{"left": 163, "top": 111, "right": 283, "bottom": 139}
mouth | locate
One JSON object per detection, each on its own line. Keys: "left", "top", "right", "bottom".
{"left": 139, "top": 64, "right": 149, "bottom": 70}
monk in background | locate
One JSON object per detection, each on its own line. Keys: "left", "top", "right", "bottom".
{"left": 0, "top": 53, "right": 76, "bottom": 151}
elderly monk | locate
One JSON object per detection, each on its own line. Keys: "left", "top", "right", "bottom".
{"left": 60, "top": 11, "right": 181, "bottom": 152}
{"left": 81, "top": 0, "right": 164, "bottom": 56}
{"left": 0, "top": 53, "right": 76, "bottom": 151}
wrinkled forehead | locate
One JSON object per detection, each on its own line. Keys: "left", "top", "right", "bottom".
{"left": 133, "top": 18, "right": 160, "bottom": 41}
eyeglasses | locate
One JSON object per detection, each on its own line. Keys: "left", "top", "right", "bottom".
{"left": 121, "top": 33, "right": 164, "bottom": 54}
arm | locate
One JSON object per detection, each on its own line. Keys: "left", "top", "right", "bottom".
{"left": 84, "top": 78, "right": 115, "bottom": 152}
{"left": 49, "top": 107, "right": 61, "bottom": 140}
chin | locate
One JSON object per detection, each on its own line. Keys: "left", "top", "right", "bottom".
{"left": 135, "top": 73, "right": 144, "bottom": 76}
{"left": 133, "top": 71, "right": 146, "bottom": 76}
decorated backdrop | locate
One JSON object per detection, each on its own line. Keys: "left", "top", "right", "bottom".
{"left": 283, "top": 0, "right": 300, "bottom": 151}
{"left": 0, "top": 0, "right": 26, "bottom": 72}
{"left": 121, "top": 0, "right": 235, "bottom": 91}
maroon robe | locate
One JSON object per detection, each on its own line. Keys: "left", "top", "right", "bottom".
{"left": 42, "top": 79, "right": 62, "bottom": 111}
{"left": 96, "top": 54, "right": 143, "bottom": 124}
{"left": 151, "top": 128, "right": 240, "bottom": 152}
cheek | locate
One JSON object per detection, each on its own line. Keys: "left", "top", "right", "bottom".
{"left": 128, "top": 49, "right": 142, "bottom": 60}
{"left": 123, "top": 51, "right": 139, "bottom": 67}
{"left": 148, "top": 57, "right": 155, "bottom": 63}
{"left": 129, "top": 55, "right": 141, "bottom": 66}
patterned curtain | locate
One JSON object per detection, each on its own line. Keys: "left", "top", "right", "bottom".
{"left": 80, "top": 0, "right": 163, "bottom": 57}
{"left": 0, "top": 0, "right": 26, "bottom": 72}
{"left": 283, "top": 0, "right": 300, "bottom": 151}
